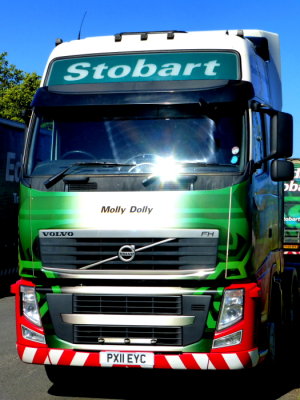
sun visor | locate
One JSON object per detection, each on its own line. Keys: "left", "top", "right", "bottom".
{"left": 31, "top": 80, "right": 254, "bottom": 108}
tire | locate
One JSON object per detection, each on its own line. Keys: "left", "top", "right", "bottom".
{"left": 282, "top": 268, "right": 300, "bottom": 336}
{"left": 45, "top": 365, "right": 113, "bottom": 388}
{"left": 45, "top": 365, "right": 80, "bottom": 387}
{"left": 265, "top": 279, "right": 284, "bottom": 367}
{"left": 282, "top": 268, "right": 300, "bottom": 368}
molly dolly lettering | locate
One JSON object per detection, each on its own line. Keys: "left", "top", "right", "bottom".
{"left": 101, "top": 205, "right": 153, "bottom": 215}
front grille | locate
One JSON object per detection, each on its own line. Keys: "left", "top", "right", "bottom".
{"left": 74, "top": 295, "right": 182, "bottom": 314}
{"left": 39, "top": 229, "right": 218, "bottom": 271}
{"left": 46, "top": 292, "right": 212, "bottom": 347}
{"left": 74, "top": 326, "right": 182, "bottom": 345}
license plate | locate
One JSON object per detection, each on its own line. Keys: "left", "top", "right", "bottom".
{"left": 101, "top": 351, "right": 154, "bottom": 368}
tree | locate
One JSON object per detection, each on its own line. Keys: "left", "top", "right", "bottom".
{"left": 0, "top": 52, "right": 40, "bottom": 123}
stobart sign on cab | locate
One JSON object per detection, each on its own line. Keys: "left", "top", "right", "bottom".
{"left": 47, "top": 52, "right": 240, "bottom": 85}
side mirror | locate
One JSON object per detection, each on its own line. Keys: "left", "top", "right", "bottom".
{"left": 271, "top": 159, "right": 294, "bottom": 182}
{"left": 270, "top": 112, "right": 293, "bottom": 158}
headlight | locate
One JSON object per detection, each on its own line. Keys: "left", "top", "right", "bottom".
{"left": 217, "top": 289, "right": 244, "bottom": 331}
{"left": 21, "top": 286, "right": 42, "bottom": 327}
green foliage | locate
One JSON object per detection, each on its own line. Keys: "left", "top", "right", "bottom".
{"left": 0, "top": 52, "right": 40, "bottom": 123}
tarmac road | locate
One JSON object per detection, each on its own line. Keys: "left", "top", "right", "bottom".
{"left": 0, "top": 292, "right": 299, "bottom": 400}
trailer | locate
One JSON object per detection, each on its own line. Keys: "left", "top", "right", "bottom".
{"left": 284, "top": 159, "right": 300, "bottom": 259}
{"left": 283, "top": 159, "right": 300, "bottom": 332}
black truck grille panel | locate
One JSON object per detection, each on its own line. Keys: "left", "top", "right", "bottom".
{"left": 74, "top": 326, "right": 182, "bottom": 346}
{"left": 74, "top": 295, "right": 182, "bottom": 314}
{"left": 39, "top": 235, "right": 218, "bottom": 270}
{"left": 46, "top": 293, "right": 212, "bottom": 347}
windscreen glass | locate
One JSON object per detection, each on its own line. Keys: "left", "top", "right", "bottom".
{"left": 26, "top": 104, "right": 246, "bottom": 176}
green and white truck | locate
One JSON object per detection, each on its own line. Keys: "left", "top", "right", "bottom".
{"left": 11, "top": 29, "right": 295, "bottom": 383}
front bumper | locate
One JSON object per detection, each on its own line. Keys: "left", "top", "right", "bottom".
{"left": 12, "top": 279, "right": 263, "bottom": 370}
{"left": 17, "top": 344, "right": 260, "bottom": 370}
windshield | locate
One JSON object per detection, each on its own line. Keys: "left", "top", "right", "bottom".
{"left": 26, "top": 104, "right": 246, "bottom": 177}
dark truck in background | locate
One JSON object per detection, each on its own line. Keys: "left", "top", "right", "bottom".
{"left": 0, "top": 118, "right": 24, "bottom": 287}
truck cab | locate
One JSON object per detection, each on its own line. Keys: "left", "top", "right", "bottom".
{"left": 12, "top": 30, "right": 294, "bottom": 381}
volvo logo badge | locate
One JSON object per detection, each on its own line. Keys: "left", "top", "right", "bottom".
{"left": 118, "top": 245, "right": 136, "bottom": 262}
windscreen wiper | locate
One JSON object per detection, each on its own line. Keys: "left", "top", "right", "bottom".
{"left": 43, "top": 162, "right": 134, "bottom": 189}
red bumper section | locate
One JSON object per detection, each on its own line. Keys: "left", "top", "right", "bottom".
{"left": 17, "top": 344, "right": 259, "bottom": 370}
{"left": 11, "top": 279, "right": 262, "bottom": 370}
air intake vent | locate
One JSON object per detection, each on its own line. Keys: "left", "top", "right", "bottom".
{"left": 74, "top": 326, "right": 182, "bottom": 345}
{"left": 191, "top": 304, "right": 206, "bottom": 311}
{"left": 74, "top": 295, "right": 182, "bottom": 315}
{"left": 68, "top": 182, "right": 98, "bottom": 192}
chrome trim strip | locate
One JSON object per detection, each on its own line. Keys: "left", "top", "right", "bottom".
{"left": 42, "top": 267, "right": 215, "bottom": 280}
{"left": 62, "top": 314, "right": 194, "bottom": 326}
{"left": 60, "top": 286, "right": 196, "bottom": 295}
{"left": 63, "top": 343, "right": 185, "bottom": 352}
{"left": 39, "top": 228, "right": 219, "bottom": 239}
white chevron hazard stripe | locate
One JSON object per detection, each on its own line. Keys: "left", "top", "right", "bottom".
{"left": 192, "top": 354, "right": 209, "bottom": 369}
{"left": 207, "top": 360, "right": 216, "bottom": 370}
{"left": 70, "top": 352, "right": 89, "bottom": 366}
{"left": 223, "top": 354, "right": 244, "bottom": 369}
{"left": 44, "top": 356, "right": 51, "bottom": 365}
{"left": 22, "top": 347, "right": 37, "bottom": 363}
{"left": 48, "top": 349, "right": 64, "bottom": 365}
{"left": 165, "top": 356, "right": 187, "bottom": 369}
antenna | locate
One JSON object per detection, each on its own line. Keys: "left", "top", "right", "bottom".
{"left": 78, "top": 11, "right": 87, "bottom": 40}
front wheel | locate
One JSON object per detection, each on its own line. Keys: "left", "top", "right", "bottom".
{"left": 265, "top": 279, "right": 284, "bottom": 366}
{"left": 45, "top": 365, "right": 80, "bottom": 387}
{"left": 282, "top": 268, "right": 300, "bottom": 336}
{"left": 45, "top": 365, "right": 114, "bottom": 387}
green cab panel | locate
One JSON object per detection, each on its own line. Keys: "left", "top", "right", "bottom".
{"left": 19, "top": 181, "right": 252, "bottom": 280}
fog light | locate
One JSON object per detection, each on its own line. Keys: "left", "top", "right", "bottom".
{"left": 21, "top": 285, "right": 42, "bottom": 327}
{"left": 217, "top": 289, "right": 244, "bottom": 330}
{"left": 21, "top": 325, "right": 46, "bottom": 344}
{"left": 212, "top": 330, "right": 243, "bottom": 348}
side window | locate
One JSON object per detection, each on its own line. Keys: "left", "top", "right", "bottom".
{"left": 252, "top": 111, "right": 266, "bottom": 173}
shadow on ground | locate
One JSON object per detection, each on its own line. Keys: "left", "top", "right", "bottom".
{"left": 48, "top": 359, "right": 299, "bottom": 400}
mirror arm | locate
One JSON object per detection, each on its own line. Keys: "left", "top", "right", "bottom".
{"left": 251, "top": 100, "right": 276, "bottom": 115}
{"left": 252, "top": 156, "right": 272, "bottom": 172}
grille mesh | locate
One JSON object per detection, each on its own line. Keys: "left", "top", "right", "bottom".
{"left": 74, "top": 326, "right": 182, "bottom": 345}
{"left": 74, "top": 295, "right": 182, "bottom": 314}
{"left": 39, "top": 235, "right": 218, "bottom": 270}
